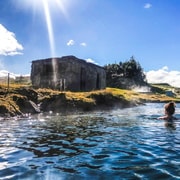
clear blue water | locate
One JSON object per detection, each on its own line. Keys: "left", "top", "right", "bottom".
{"left": 0, "top": 103, "right": 180, "bottom": 180}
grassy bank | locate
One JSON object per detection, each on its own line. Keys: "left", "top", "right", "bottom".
{"left": 37, "top": 87, "right": 180, "bottom": 103}
{"left": 0, "top": 84, "right": 180, "bottom": 117}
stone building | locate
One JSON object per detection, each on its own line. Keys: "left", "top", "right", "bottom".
{"left": 31, "top": 56, "right": 106, "bottom": 91}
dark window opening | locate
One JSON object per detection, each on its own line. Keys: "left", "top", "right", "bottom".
{"left": 43, "top": 64, "right": 53, "bottom": 75}
{"left": 96, "top": 73, "right": 100, "bottom": 89}
{"left": 80, "top": 67, "right": 86, "bottom": 91}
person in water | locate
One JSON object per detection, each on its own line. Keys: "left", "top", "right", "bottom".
{"left": 158, "top": 102, "right": 177, "bottom": 120}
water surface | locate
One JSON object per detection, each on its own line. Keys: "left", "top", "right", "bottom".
{"left": 0, "top": 103, "right": 180, "bottom": 179}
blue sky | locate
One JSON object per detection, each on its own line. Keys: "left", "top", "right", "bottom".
{"left": 0, "top": 0, "right": 180, "bottom": 87}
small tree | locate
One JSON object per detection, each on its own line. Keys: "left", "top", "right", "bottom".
{"left": 104, "top": 56, "right": 147, "bottom": 88}
{"left": 122, "top": 56, "right": 145, "bottom": 81}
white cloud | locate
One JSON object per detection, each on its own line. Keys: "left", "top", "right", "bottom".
{"left": 144, "top": 3, "right": 152, "bottom": 9}
{"left": 67, "top": 39, "right": 75, "bottom": 46}
{"left": 67, "top": 40, "right": 87, "bottom": 47}
{"left": 0, "top": 70, "right": 17, "bottom": 79}
{"left": 0, "top": 70, "right": 29, "bottom": 79}
{"left": 161, "top": 66, "right": 168, "bottom": 71}
{"left": 146, "top": 66, "right": 180, "bottom": 87}
{"left": 86, "top": 58, "right": 98, "bottom": 65}
{"left": 0, "top": 24, "right": 23, "bottom": 56}
{"left": 80, "top": 42, "right": 87, "bottom": 47}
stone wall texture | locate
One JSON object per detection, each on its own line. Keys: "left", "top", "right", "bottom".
{"left": 31, "top": 56, "right": 106, "bottom": 91}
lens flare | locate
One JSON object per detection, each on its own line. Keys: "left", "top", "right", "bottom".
{"left": 41, "top": 0, "right": 57, "bottom": 83}
{"left": 16, "top": 0, "right": 70, "bottom": 57}
{"left": 55, "top": 0, "right": 69, "bottom": 20}
{"left": 15, "top": 0, "right": 70, "bottom": 85}
{"left": 42, "top": 0, "right": 55, "bottom": 57}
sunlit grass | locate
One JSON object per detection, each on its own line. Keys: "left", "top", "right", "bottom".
{"left": 106, "top": 87, "right": 180, "bottom": 102}
{"left": 65, "top": 91, "right": 95, "bottom": 103}
{"left": 106, "top": 88, "right": 136, "bottom": 100}
{"left": 1, "top": 85, "right": 180, "bottom": 116}
{"left": 35, "top": 87, "right": 180, "bottom": 103}
{"left": 1, "top": 85, "right": 180, "bottom": 111}
{"left": 0, "top": 94, "right": 21, "bottom": 115}
{"left": 0, "top": 83, "right": 29, "bottom": 89}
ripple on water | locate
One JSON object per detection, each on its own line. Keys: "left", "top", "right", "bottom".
{"left": 0, "top": 104, "right": 180, "bottom": 179}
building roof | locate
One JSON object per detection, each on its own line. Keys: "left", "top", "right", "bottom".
{"left": 32, "top": 55, "right": 104, "bottom": 69}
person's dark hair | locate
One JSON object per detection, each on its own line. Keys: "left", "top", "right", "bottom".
{"left": 164, "top": 102, "right": 176, "bottom": 115}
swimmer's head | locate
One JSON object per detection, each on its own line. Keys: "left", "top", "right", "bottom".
{"left": 164, "top": 102, "right": 176, "bottom": 115}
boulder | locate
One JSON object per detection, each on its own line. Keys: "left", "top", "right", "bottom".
{"left": 16, "top": 97, "right": 40, "bottom": 114}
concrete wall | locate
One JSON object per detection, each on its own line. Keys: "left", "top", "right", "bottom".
{"left": 31, "top": 56, "right": 106, "bottom": 91}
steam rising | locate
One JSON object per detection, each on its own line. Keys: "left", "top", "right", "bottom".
{"left": 133, "top": 86, "right": 151, "bottom": 93}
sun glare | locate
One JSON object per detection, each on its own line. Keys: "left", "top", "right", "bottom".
{"left": 17, "top": 0, "right": 69, "bottom": 56}
{"left": 40, "top": 0, "right": 69, "bottom": 56}
{"left": 39, "top": 0, "right": 68, "bottom": 83}
{"left": 42, "top": 0, "right": 55, "bottom": 56}
{"left": 16, "top": 0, "right": 70, "bottom": 84}
{"left": 40, "top": 0, "right": 69, "bottom": 19}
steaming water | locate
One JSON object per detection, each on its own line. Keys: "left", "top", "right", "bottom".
{"left": 0, "top": 103, "right": 180, "bottom": 179}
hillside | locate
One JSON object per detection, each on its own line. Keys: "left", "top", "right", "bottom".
{"left": 150, "top": 83, "right": 180, "bottom": 98}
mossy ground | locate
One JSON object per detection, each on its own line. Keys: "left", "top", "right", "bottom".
{"left": 0, "top": 83, "right": 180, "bottom": 117}
{"left": 36, "top": 87, "right": 180, "bottom": 103}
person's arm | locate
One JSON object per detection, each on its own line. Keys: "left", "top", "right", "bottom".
{"left": 158, "top": 116, "right": 166, "bottom": 120}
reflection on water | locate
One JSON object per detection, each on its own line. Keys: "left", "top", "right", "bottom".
{"left": 0, "top": 103, "right": 180, "bottom": 179}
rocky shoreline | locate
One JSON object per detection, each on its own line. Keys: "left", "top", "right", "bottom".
{"left": 1, "top": 86, "right": 179, "bottom": 118}
{"left": 0, "top": 87, "right": 138, "bottom": 118}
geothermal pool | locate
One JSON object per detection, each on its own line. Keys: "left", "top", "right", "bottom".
{"left": 0, "top": 103, "right": 180, "bottom": 179}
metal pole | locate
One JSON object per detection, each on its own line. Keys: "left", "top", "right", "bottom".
{"left": 7, "top": 73, "right": 10, "bottom": 92}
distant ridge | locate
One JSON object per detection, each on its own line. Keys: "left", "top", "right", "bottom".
{"left": 151, "top": 83, "right": 171, "bottom": 87}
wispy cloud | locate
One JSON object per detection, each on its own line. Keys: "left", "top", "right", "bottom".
{"left": 80, "top": 42, "right": 87, "bottom": 47}
{"left": 0, "top": 70, "right": 29, "bottom": 79}
{"left": 67, "top": 40, "right": 87, "bottom": 47}
{"left": 67, "top": 39, "right": 75, "bottom": 46}
{"left": 0, "top": 70, "right": 17, "bottom": 79}
{"left": 0, "top": 24, "right": 23, "bottom": 56}
{"left": 144, "top": 3, "right": 152, "bottom": 9}
{"left": 146, "top": 66, "right": 180, "bottom": 87}
{"left": 86, "top": 58, "right": 98, "bottom": 65}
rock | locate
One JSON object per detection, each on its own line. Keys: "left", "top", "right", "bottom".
{"left": 0, "top": 105, "right": 9, "bottom": 116}
{"left": 39, "top": 93, "right": 95, "bottom": 113}
{"left": 89, "top": 93, "right": 132, "bottom": 109}
{"left": 14, "top": 88, "right": 38, "bottom": 103}
{"left": 40, "top": 93, "right": 67, "bottom": 112}
{"left": 15, "top": 97, "right": 40, "bottom": 114}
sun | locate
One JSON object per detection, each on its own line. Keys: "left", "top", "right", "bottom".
{"left": 41, "top": 0, "right": 69, "bottom": 19}
{"left": 16, "top": 0, "right": 71, "bottom": 18}
{"left": 16, "top": 0, "right": 69, "bottom": 56}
